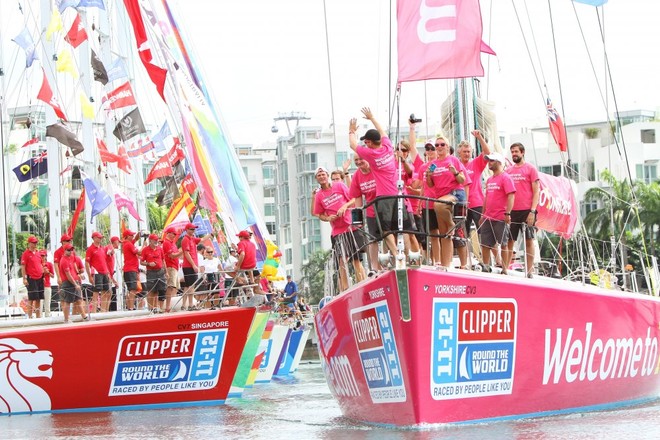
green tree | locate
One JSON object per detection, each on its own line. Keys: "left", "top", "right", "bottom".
{"left": 147, "top": 201, "right": 169, "bottom": 233}
{"left": 636, "top": 181, "right": 660, "bottom": 256}
{"left": 583, "top": 170, "right": 640, "bottom": 242}
{"left": 300, "top": 249, "right": 331, "bottom": 305}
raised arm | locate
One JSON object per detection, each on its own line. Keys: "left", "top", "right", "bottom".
{"left": 348, "top": 118, "right": 359, "bottom": 153}
{"left": 408, "top": 119, "right": 419, "bottom": 162}
{"left": 361, "top": 107, "right": 386, "bottom": 138}
{"left": 472, "top": 130, "right": 491, "bottom": 156}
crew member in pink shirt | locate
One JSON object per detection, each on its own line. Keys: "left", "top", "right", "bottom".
{"left": 426, "top": 137, "right": 470, "bottom": 268}
{"left": 348, "top": 157, "right": 379, "bottom": 270}
{"left": 314, "top": 166, "right": 366, "bottom": 290}
{"left": 349, "top": 107, "right": 416, "bottom": 259}
{"left": 506, "top": 142, "right": 540, "bottom": 278}
{"left": 480, "top": 153, "right": 516, "bottom": 273}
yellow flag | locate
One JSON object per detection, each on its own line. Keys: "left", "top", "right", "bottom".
{"left": 56, "top": 48, "right": 79, "bottom": 79}
{"left": 46, "top": 9, "right": 63, "bottom": 41}
{"left": 79, "top": 91, "right": 95, "bottom": 120}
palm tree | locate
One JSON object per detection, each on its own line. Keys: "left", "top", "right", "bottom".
{"left": 636, "top": 181, "right": 660, "bottom": 256}
{"left": 583, "top": 170, "right": 640, "bottom": 242}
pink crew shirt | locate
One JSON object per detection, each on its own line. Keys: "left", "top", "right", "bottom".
{"left": 506, "top": 162, "right": 539, "bottom": 211}
{"left": 428, "top": 156, "right": 471, "bottom": 198}
{"left": 313, "top": 182, "right": 352, "bottom": 236}
{"left": 349, "top": 169, "right": 377, "bottom": 218}
{"left": 483, "top": 172, "right": 517, "bottom": 221}
{"left": 464, "top": 154, "right": 488, "bottom": 208}
{"left": 356, "top": 136, "right": 398, "bottom": 196}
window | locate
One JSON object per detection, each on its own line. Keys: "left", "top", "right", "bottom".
{"left": 263, "top": 166, "right": 274, "bottom": 180}
{"left": 266, "top": 222, "right": 276, "bottom": 235}
{"left": 264, "top": 203, "right": 275, "bottom": 217}
{"left": 539, "top": 164, "right": 562, "bottom": 176}
{"left": 69, "top": 196, "right": 80, "bottom": 212}
{"left": 285, "top": 249, "right": 293, "bottom": 266}
{"left": 581, "top": 200, "right": 598, "bottom": 218}
{"left": 636, "top": 163, "right": 658, "bottom": 184}
{"left": 335, "top": 151, "right": 349, "bottom": 168}
{"left": 305, "top": 152, "right": 317, "bottom": 172}
{"left": 641, "top": 129, "right": 656, "bottom": 144}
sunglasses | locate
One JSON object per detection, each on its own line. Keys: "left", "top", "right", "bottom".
{"left": 435, "top": 142, "right": 447, "bottom": 147}
{"left": 399, "top": 148, "right": 409, "bottom": 153}
{"left": 425, "top": 146, "right": 435, "bottom": 151}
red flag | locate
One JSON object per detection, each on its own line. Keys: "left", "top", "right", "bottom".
{"left": 166, "top": 140, "right": 186, "bottom": 165}
{"left": 181, "top": 173, "right": 197, "bottom": 195}
{"left": 21, "top": 137, "right": 39, "bottom": 148}
{"left": 116, "top": 145, "right": 132, "bottom": 174}
{"left": 67, "top": 187, "right": 86, "bottom": 237}
{"left": 123, "top": 0, "right": 167, "bottom": 101}
{"left": 37, "top": 69, "right": 67, "bottom": 120}
{"left": 64, "top": 13, "right": 88, "bottom": 48}
{"left": 97, "top": 138, "right": 132, "bottom": 174}
{"left": 144, "top": 154, "right": 173, "bottom": 184}
{"left": 102, "top": 81, "right": 137, "bottom": 110}
{"left": 547, "top": 98, "right": 568, "bottom": 152}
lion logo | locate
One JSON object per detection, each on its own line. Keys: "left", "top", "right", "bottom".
{"left": 0, "top": 338, "right": 53, "bottom": 414}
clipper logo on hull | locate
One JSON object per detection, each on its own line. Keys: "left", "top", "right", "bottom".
{"left": 431, "top": 298, "right": 517, "bottom": 400}
{"left": 351, "top": 300, "right": 406, "bottom": 403}
{"left": 109, "top": 330, "right": 227, "bottom": 395}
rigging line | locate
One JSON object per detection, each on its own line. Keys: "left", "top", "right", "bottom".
{"left": 321, "top": 0, "right": 337, "bottom": 146}
{"left": 485, "top": 0, "right": 493, "bottom": 101}
{"left": 388, "top": 0, "right": 392, "bottom": 127}
{"left": 546, "top": 0, "right": 572, "bottom": 166}
{"left": 510, "top": 0, "right": 546, "bottom": 108}
{"left": 522, "top": 0, "right": 548, "bottom": 92}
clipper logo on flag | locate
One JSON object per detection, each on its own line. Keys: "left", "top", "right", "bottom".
{"left": 109, "top": 330, "right": 227, "bottom": 395}
{"left": 351, "top": 300, "right": 406, "bottom": 403}
{"left": 431, "top": 298, "right": 517, "bottom": 400}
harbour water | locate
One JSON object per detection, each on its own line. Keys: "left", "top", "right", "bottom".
{"left": 3, "top": 358, "right": 660, "bottom": 439}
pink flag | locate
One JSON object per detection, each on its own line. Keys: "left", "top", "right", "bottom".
{"left": 115, "top": 190, "right": 142, "bottom": 221}
{"left": 536, "top": 173, "right": 578, "bottom": 239}
{"left": 37, "top": 69, "right": 68, "bottom": 120}
{"left": 397, "top": 0, "right": 486, "bottom": 82}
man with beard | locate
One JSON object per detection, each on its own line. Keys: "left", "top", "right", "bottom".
{"left": 505, "top": 142, "right": 540, "bottom": 278}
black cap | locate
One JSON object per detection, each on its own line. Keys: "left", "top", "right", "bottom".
{"left": 359, "top": 129, "right": 381, "bottom": 142}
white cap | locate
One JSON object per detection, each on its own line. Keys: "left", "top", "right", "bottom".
{"left": 485, "top": 152, "right": 505, "bottom": 164}
{"left": 315, "top": 166, "right": 329, "bottom": 176}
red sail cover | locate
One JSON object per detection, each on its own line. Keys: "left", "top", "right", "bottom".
{"left": 536, "top": 173, "right": 578, "bottom": 238}
{"left": 397, "top": 0, "right": 486, "bottom": 81}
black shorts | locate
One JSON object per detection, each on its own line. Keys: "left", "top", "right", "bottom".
{"left": 480, "top": 219, "right": 510, "bottom": 248}
{"left": 452, "top": 223, "right": 467, "bottom": 248}
{"left": 60, "top": 281, "right": 81, "bottom": 303}
{"left": 331, "top": 230, "right": 360, "bottom": 262}
{"left": 182, "top": 267, "right": 199, "bottom": 288}
{"left": 146, "top": 269, "right": 167, "bottom": 294}
{"left": 93, "top": 273, "right": 110, "bottom": 292}
{"left": 422, "top": 208, "right": 439, "bottom": 231}
{"left": 466, "top": 206, "right": 482, "bottom": 235}
{"left": 509, "top": 210, "right": 536, "bottom": 241}
{"left": 27, "top": 277, "right": 45, "bottom": 301}
{"left": 374, "top": 198, "right": 416, "bottom": 237}
{"left": 365, "top": 216, "right": 379, "bottom": 240}
{"left": 123, "top": 271, "right": 138, "bottom": 291}
{"left": 413, "top": 214, "right": 427, "bottom": 250}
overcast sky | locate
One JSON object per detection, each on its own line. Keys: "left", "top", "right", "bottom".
{"left": 175, "top": 0, "right": 660, "bottom": 146}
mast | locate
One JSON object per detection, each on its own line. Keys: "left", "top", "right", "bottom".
{"left": 0, "top": 0, "right": 8, "bottom": 298}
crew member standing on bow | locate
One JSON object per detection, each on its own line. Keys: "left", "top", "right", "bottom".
{"left": 21, "top": 235, "right": 44, "bottom": 318}
{"left": 505, "top": 142, "right": 540, "bottom": 278}
{"left": 41, "top": 250, "right": 54, "bottom": 317}
{"left": 86, "top": 231, "right": 112, "bottom": 312}
{"left": 122, "top": 229, "right": 141, "bottom": 310}
{"left": 140, "top": 234, "right": 167, "bottom": 313}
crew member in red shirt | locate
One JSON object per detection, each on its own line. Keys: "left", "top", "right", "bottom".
{"left": 54, "top": 234, "right": 73, "bottom": 285}
{"left": 85, "top": 231, "right": 111, "bottom": 312}
{"left": 180, "top": 222, "right": 212, "bottom": 311}
{"left": 162, "top": 226, "right": 183, "bottom": 312}
{"left": 41, "top": 250, "right": 54, "bottom": 317}
{"left": 140, "top": 234, "right": 166, "bottom": 313}
{"left": 122, "top": 229, "right": 141, "bottom": 310}
{"left": 21, "top": 235, "right": 44, "bottom": 318}
{"left": 106, "top": 236, "right": 120, "bottom": 310}
{"left": 59, "top": 244, "right": 90, "bottom": 323}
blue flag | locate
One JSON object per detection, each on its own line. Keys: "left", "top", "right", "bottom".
{"left": 192, "top": 213, "right": 213, "bottom": 236}
{"left": 78, "top": 0, "right": 106, "bottom": 9}
{"left": 107, "top": 57, "right": 128, "bottom": 82}
{"left": 12, "top": 27, "right": 38, "bottom": 68}
{"left": 13, "top": 154, "right": 48, "bottom": 182}
{"left": 83, "top": 175, "right": 112, "bottom": 219}
{"left": 151, "top": 121, "right": 171, "bottom": 153}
